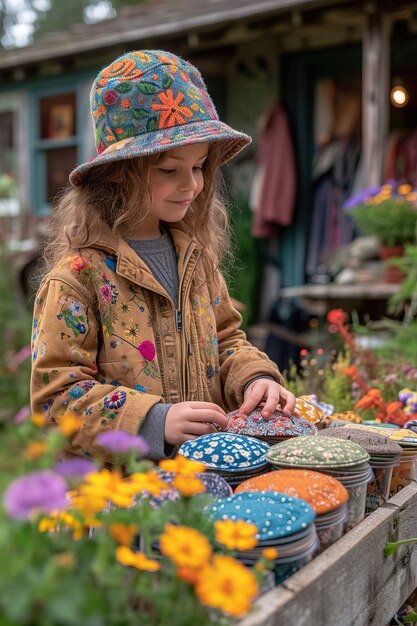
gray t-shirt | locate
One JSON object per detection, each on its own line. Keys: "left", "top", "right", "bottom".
{"left": 126, "top": 230, "right": 177, "bottom": 459}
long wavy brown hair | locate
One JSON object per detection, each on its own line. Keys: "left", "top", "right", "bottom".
{"left": 43, "top": 142, "right": 233, "bottom": 281}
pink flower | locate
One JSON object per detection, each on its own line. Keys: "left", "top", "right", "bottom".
{"left": 99, "top": 285, "right": 113, "bottom": 303}
{"left": 138, "top": 340, "right": 156, "bottom": 361}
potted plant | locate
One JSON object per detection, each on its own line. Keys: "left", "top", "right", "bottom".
{"left": 344, "top": 182, "right": 417, "bottom": 282}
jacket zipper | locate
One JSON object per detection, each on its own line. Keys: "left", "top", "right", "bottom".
{"left": 177, "top": 243, "right": 199, "bottom": 401}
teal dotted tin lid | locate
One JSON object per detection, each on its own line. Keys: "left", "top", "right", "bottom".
{"left": 266, "top": 436, "right": 370, "bottom": 469}
{"left": 178, "top": 433, "right": 269, "bottom": 472}
{"left": 209, "top": 491, "right": 315, "bottom": 540}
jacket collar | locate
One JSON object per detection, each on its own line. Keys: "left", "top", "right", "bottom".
{"left": 81, "top": 222, "right": 201, "bottom": 296}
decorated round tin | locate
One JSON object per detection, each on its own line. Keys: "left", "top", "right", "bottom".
{"left": 266, "top": 436, "right": 370, "bottom": 469}
{"left": 225, "top": 408, "right": 317, "bottom": 440}
{"left": 209, "top": 490, "right": 315, "bottom": 541}
{"left": 235, "top": 469, "right": 348, "bottom": 515}
{"left": 178, "top": 432, "right": 269, "bottom": 472}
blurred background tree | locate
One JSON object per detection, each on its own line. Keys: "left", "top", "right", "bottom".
{"left": 0, "top": 0, "right": 144, "bottom": 50}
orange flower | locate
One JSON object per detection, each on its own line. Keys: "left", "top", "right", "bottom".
{"left": 176, "top": 565, "right": 200, "bottom": 585}
{"left": 151, "top": 89, "right": 193, "bottom": 129}
{"left": 70, "top": 255, "right": 89, "bottom": 272}
{"left": 159, "top": 456, "right": 206, "bottom": 475}
{"left": 116, "top": 546, "right": 159, "bottom": 572}
{"left": 172, "top": 474, "right": 205, "bottom": 497}
{"left": 109, "top": 523, "right": 138, "bottom": 545}
{"left": 195, "top": 555, "right": 258, "bottom": 617}
{"left": 262, "top": 547, "right": 279, "bottom": 560}
{"left": 58, "top": 413, "right": 83, "bottom": 437}
{"left": 129, "top": 470, "right": 170, "bottom": 496}
{"left": 31, "top": 413, "right": 46, "bottom": 428}
{"left": 355, "top": 388, "right": 383, "bottom": 410}
{"left": 343, "top": 366, "right": 358, "bottom": 378}
{"left": 23, "top": 440, "right": 47, "bottom": 460}
{"left": 159, "top": 524, "right": 212, "bottom": 569}
{"left": 214, "top": 519, "right": 258, "bottom": 551}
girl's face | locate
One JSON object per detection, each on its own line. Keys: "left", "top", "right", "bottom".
{"left": 138, "top": 142, "right": 209, "bottom": 239}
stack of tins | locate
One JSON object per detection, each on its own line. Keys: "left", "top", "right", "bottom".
{"left": 266, "top": 437, "right": 372, "bottom": 532}
{"left": 235, "top": 469, "right": 348, "bottom": 553}
{"left": 208, "top": 491, "right": 317, "bottom": 584}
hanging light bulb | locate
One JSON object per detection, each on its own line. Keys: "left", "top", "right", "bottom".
{"left": 390, "top": 80, "right": 409, "bottom": 108}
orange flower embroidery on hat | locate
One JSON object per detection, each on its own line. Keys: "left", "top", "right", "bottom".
{"left": 120, "top": 99, "right": 131, "bottom": 109}
{"left": 131, "top": 51, "right": 152, "bottom": 63}
{"left": 151, "top": 89, "right": 193, "bottom": 129}
{"left": 102, "top": 58, "right": 143, "bottom": 80}
{"left": 98, "top": 78, "right": 108, "bottom": 87}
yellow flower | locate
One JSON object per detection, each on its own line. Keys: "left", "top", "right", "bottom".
{"left": 58, "top": 413, "right": 83, "bottom": 437}
{"left": 116, "top": 546, "right": 160, "bottom": 572}
{"left": 129, "top": 470, "right": 170, "bottom": 496}
{"left": 159, "top": 524, "right": 212, "bottom": 568}
{"left": 31, "top": 413, "right": 46, "bottom": 428}
{"left": 79, "top": 469, "right": 138, "bottom": 507}
{"left": 69, "top": 490, "right": 107, "bottom": 517}
{"left": 406, "top": 192, "right": 417, "bottom": 202}
{"left": 23, "top": 440, "right": 47, "bottom": 459}
{"left": 172, "top": 474, "right": 205, "bottom": 497}
{"left": 214, "top": 519, "right": 258, "bottom": 551}
{"left": 109, "top": 523, "right": 138, "bottom": 545}
{"left": 398, "top": 184, "right": 412, "bottom": 195}
{"left": 195, "top": 554, "right": 258, "bottom": 617}
{"left": 159, "top": 456, "right": 206, "bottom": 475}
{"left": 262, "top": 547, "right": 279, "bottom": 560}
{"left": 38, "top": 511, "right": 84, "bottom": 540}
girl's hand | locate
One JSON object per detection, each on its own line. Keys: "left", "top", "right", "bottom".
{"left": 165, "top": 401, "right": 228, "bottom": 445}
{"left": 239, "top": 379, "right": 296, "bottom": 420}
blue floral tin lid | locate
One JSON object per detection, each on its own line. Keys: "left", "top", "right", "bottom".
{"left": 209, "top": 491, "right": 316, "bottom": 541}
{"left": 178, "top": 433, "right": 269, "bottom": 472}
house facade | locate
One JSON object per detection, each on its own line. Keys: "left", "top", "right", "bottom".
{"left": 1, "top": 0, "right": 416, "bottom": 294}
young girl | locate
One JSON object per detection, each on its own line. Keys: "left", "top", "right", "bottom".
{"left": 30, "top": 50, "right": 295, "bottom": 461}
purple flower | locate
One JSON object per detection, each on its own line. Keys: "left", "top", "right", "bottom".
{"left": 4, "top": 470, "right": 68, "bottom": 520}
{"left": 14, "top": 406, "right": 31, "bottom": 424}
{"left": 95, "top": 430, "right": 149, "bottom": 456}
{"left": 54, "top": 458, "right": 96, "bottom": 478}
{"left": 343, "top": 185, "right": 382, "bottom": 210}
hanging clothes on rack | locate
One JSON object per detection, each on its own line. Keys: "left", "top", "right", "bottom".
{"left": 306, "top": 137, "right": 360, "bottom": 281}
{"left": 251, "top": 103, "right": 297, "bottom": 238}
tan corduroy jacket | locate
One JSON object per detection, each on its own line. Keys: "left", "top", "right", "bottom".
{"left": 30, "top": 223, "right": 283, "bottom": 459}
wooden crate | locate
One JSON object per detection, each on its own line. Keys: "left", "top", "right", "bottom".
{"left": 239, "top": 483, "right": 417, "bottom": 626}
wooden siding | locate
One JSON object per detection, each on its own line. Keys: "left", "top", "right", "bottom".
{"left": 238, "top": 482, "right": 417, "bottom": 626}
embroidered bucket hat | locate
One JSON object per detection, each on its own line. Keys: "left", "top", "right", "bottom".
{"left": 69, "top": 50, "right": 251, "bottom": 186}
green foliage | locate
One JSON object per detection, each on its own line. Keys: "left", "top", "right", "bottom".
{"left": 387, "top": 242, "right": 417, "bottom": 320}
{"left": 350, "top": 200, "right": 417, "bottom": 247}
{"left": 321, "top": 358, "right": 353, "bottom": 412}
{"left": 0, "top": 421, "right": 269, "bottom": 626}
{"left": 0, "top": 250, "right": 32, "bottom": 421}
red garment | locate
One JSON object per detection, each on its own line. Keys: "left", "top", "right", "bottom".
{"left": 252, "top": 105, "right": 296, "bottom": 237}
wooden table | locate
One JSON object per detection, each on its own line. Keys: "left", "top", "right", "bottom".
{"left": 279, "top": 282, "right": 400, "bottom": 316}
{"left": 238, "top": 483, "right": 417, "bottom": 626}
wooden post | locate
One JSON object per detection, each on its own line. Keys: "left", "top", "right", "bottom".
{"left": 362, "top": 5, "right": 391, "bottom": 187}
